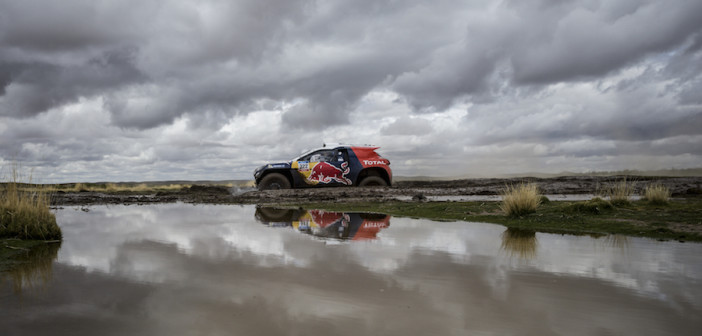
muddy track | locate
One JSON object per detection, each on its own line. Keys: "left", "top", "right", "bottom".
{"left": 50, "top": 176, "right": 702, "bottom": 206}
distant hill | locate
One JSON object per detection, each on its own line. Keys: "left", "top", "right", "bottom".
{"left": 536, "top": 168, "right": 702, "bottom": 178}
{"left": 24, "top": 168, "right": 702, "bottom": 185}
{"left": 394, "top": 167, "right": 702, "bottom": 181}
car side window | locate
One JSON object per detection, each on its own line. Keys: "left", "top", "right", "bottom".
{"left": 307, "top": 150, "right": 334, "bottom": 162}
{"left": 334, "top": 149, "right": 348, "bottom": 162}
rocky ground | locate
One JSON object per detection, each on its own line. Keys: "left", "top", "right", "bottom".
{"left": 50, "top": 176, "right": 702, "bottom": 206}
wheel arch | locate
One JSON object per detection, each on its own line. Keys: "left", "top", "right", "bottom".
{"left": 356, "top": 167, "right": 391, "bottom": 186}
{"left": 257, "top": 169, "right": 294, "bottom": 186}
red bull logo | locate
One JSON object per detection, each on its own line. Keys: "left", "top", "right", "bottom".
{"left": 308, "top": 162, "right": 352, "bottom": 185}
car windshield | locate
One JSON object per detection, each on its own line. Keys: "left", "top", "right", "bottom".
{"left": 293, "top": 149, "right": 319, "bottom": 162}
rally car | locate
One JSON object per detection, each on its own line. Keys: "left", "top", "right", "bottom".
{"left": 253, "top": 144, "right": 392, "bottom": 190}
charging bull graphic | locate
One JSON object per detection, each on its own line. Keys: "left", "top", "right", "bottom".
{"left": 307, "top": 162, "right": 352, "bottom": 185}
{"left": 255, "top": 145, "right": 392, "bottom": 190}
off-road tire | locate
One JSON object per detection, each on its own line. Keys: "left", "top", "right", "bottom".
{"left": 258, "top": 173, "right": 292, "bottom": 190}
{"left": 358, "top": 176, "right": 387, "bottom": 187}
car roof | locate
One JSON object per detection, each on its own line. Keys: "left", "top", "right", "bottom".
{"left": 294, "top": 145, "right": 380, "bottom": 160}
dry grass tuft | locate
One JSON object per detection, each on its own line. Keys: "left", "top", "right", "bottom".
{"left": 0, "top": 165, "right": 62, "bottom": 240}
{"left": 500, "top": 183, "right": 541, "bottom": 217}
{"left": 605, "top": 178, "right": 636, "bottom": 206}
{"left": 644, "top": 183, "right": 671, "bottom": 205}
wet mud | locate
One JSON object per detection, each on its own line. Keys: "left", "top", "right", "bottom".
{"left": 50, "top": 176, "right": 702, "bottom": 206}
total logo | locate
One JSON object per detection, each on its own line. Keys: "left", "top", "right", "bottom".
{"left": 363, "top": 160, "right": 386, "bottom": 165}
{"left": 362, "top": 221, "right": 389, "bottom": 229}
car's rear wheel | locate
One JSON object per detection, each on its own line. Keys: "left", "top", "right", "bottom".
{"left": 258, "top": 173, "right": 291, "bottom": 190}
{"left": 358, "top": 176, "right": 387, "bottom": 187}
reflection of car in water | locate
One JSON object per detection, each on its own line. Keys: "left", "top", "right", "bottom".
{"left": 255, "top": 207, "right": 390, "bottom": 241}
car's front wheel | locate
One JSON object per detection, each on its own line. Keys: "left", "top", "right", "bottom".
{"left": 358, "top": 176, "right": 388, "bottom": 187}
{"left": 258, "top": 173, "right": 292, "bottom": 191}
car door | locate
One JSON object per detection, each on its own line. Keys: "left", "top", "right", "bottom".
{"left": 292, "top": 149, "right": 352, "bottom": 186}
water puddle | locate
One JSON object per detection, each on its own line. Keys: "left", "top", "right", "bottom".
{"left": 2, "top": 203, "right": 700, "bottom": 335}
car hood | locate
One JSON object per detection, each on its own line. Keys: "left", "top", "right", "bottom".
{"left": 263, "top": 162, "right": 291, "bottom": 169}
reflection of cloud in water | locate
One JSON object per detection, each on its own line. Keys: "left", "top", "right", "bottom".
{"left": 55, "top": 204, "right": 702, "bottom": 301}
{"left": 35, "top": 203, "right": 702, "bottom": 335}
{"left": 56, "top": 204, "right": 306, "bottom": 273}
{"left": 346, "top": 219, "right": 498, "bottom": 273}
{"left": 5, "top": 234, "right": 701, "bottom": 336}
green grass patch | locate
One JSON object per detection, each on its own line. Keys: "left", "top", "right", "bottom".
{"left": 539, "top": 196, "right": 551, "bottom": 205}
{"left": 292, "top": 198, "right": 702, "bottom": 242}
{"left": 565, "top": 197, "right": 613, "bottom": 214}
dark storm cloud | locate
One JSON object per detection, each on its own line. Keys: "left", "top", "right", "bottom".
{"left": 1, "top": 0, "right": 701, "bottom": 180}
{"left": 3, "top": 0, "right": 701, "bottom": 128}
{"left": 280, "top": 56, "right": 408, "bottom": 129}
{"left": 392, "top": 48, "right": 497, "bottom": 111}
{"left": 390, "top": 0, "right": 702, "bottom": 110}
{"left": 664, "top": 34, "right": 702, "bottom": 104}
{"left": 0, "top": 63, "right": 15, "bottom": 95}
{"left": 0, "top": 0, "right": 313, "bottom": 126}
{"left": 507, "top": 0, "right": 702, "bottom": 84}
{"left": 0, "top": 0, "right": 152, "bottom": 52}
{"left": 0, "top": 48, "right": 145, "bottom": 118}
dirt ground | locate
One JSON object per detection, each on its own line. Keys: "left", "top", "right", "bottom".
{"left": 50, "top": 176, "right": 702, "bottom": 205}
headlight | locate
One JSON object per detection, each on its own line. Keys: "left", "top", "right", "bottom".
{"left": 253, "top": 166, "right": 264, "bottom": 178}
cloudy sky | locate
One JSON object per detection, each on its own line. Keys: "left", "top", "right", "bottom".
{"left": 1, "top": 0, "right": 701, "bottom": 182}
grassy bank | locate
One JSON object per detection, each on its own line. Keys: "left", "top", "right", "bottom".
{"left": 14, "top": 182, "right": 192, "bottom": 193}
{"left": 295, "top": 198, "right": 702, "bottom": 242}
{"left": 2, "top": 181, "right": 254, "bottom": 194}
{"left": 0, "top": 172, "right": 62, "bottom": 240}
